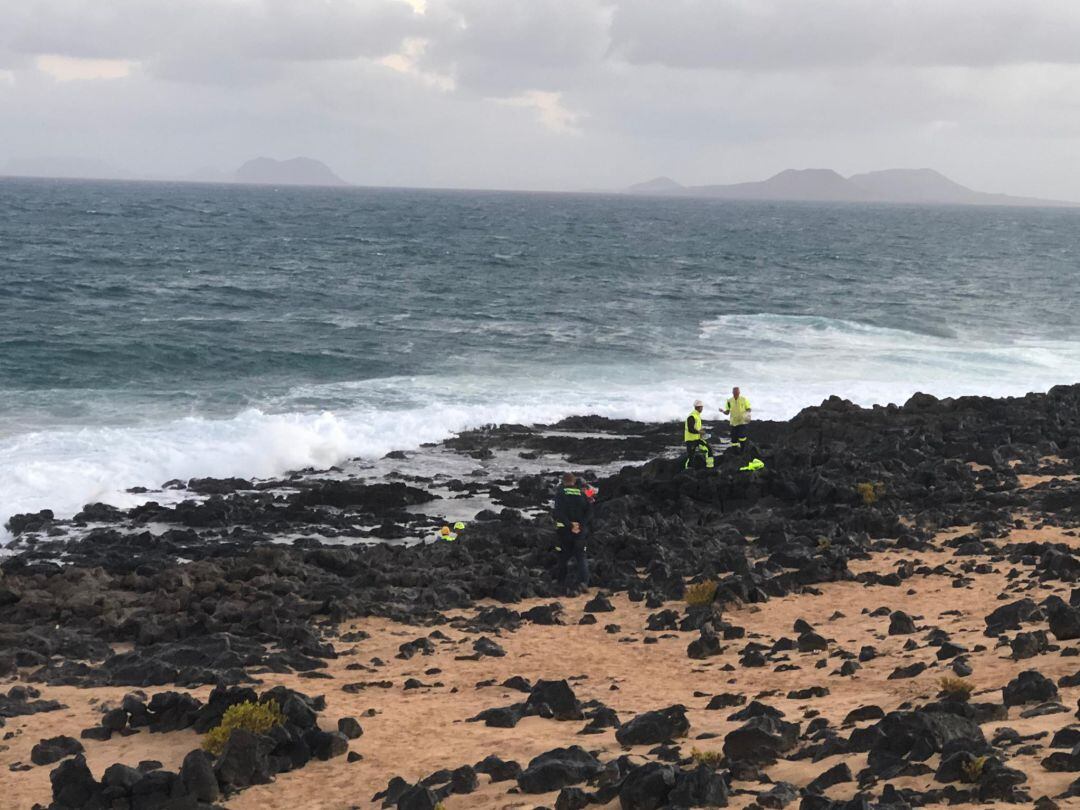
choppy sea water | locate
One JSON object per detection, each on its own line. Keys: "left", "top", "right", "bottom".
{"left": 3, "top": 177, "right": 1079, "bottom": 537}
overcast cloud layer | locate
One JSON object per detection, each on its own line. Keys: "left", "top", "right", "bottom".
{"left": 3, "top": 0, "right": 1080, "bottom": 197}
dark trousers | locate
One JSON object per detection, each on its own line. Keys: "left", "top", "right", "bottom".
{"left": 731, "top": 424, "right": 748, "bottom": 445}
{"left": 555, "top": 527, "right": 589, "bottom": 589}
{"left": 685, "top": 439, "right": 710, "bottom": 468}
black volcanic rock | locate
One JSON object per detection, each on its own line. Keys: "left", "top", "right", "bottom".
{"left": 1003, "top": 671, "right": 1058, "bottom": 706}
{"left": 31, "top": 735, "right": 84, "bottom": 766}
{"left": 723, "top": 715, "right": 799, "bottom": 764}
{"left": 615, "top": 705, "right": 690, "bottom": 746}
{"left": 516, "top": 746, "right": 602, "bottom": 793}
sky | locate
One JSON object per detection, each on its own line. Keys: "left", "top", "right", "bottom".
{"left": 3, "top": 0, "right": 1080, "bottom": 197}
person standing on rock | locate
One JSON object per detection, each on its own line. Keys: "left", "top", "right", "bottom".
{"left": 722, "top": 387, "right": 752, "bottom": 447}
{"left": 553, "top": 472, "right": 591, "bottom": 595}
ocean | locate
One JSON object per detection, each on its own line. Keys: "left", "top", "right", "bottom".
{"left": 3, "top": 177, "right": 1080, "bottom": 537}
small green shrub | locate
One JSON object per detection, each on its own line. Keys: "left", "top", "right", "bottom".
{"left": 961, "top": 755, "right": 987, "bottom": 783}
{"left": 684, "top": 580, "right": 718, "bottom": 607}
{"left": 690, "top": 748, "right": 724, "bottom": 768}
{"left": 856, "top": 481, "right": 885, "bottom": 505}
{"left": 202, "top": 700, "right": 286, "bottom": 756}
{"left": 937, "top": 676, "right": 975, "bottom": 701}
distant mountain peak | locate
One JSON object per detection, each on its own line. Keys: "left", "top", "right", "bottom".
{"left": 625, "top": 176, "right": 684, "bottom": 194}
{"left": 625, "top": 166, "right": 1075, "bottom": 207}
{"left": 771, "top": 168, "right": 844, "bottom": 179}
{"left": 233, "top": 157, "right": 349, "bottom": 187}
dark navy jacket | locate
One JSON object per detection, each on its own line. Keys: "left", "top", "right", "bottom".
{"left": 554, "top": 485, "right": 591, "bottom": 529}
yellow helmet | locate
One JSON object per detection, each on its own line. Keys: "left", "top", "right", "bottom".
{"left": 453, "top": 522, "right": 466, "bottom": 531}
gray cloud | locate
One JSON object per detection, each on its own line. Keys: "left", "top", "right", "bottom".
{"left": 419, "top": 0, "right": 611, "bottom": 94}
{"left": 3, "top": 0, "right": 1080, "bottom": 199}
{"left": 609, "top": 0, "right": 1080, "bottom": 70}
{"left": 3, "top": 0, "right": 423, "bottom": 69}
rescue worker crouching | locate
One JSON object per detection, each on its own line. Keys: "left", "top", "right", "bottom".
{"left": 553, "top": 472, "right": 591, "bottom": 596}
{"left": 684, "top": 399, "right": 714, "bottom": 470}
{"left": 438, "top": 521, "right": 466, "bottom": 542}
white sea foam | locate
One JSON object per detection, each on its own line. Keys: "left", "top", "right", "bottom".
{"left": 3, "top": 314, "right": 1080, "bottom": 544}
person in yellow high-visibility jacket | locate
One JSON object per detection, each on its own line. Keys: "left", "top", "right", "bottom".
{"left": 684, "top": 399, "right": 708, "bottom": 468}
{"left": 722, "top": 387, "right": 752, "bottom": 447}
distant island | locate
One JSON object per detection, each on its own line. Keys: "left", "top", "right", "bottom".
{"left": 231, "top": 157, "right": 349, "bottom": 187}
{"left": 2, "top": 155, "right": 351, "bottom": 188}
{"left": 625, "top": 168, "right": 1077, "bottom": 208}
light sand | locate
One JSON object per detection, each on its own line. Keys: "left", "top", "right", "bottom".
{"left": 5, "top": 526, "right": 1080, "bottom": 808}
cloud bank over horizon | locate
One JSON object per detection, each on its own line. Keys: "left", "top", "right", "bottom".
{"left": 4, "top": 0, "right": 1080, "bottom": 197}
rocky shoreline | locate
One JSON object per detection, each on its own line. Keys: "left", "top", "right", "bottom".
{"left": 5, "top": 386, "right": 1080, "bottom": 808}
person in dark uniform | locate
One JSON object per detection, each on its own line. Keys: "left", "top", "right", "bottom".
{"left": 553, "top": 472, "right": 591, "bottom": 595}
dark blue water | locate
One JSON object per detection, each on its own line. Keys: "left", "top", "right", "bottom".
{"left": 3, "top": 177, "right": 1080, "bottom": 528}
